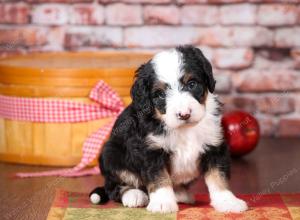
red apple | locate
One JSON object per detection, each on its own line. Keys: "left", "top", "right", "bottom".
{"left": 221, "top": 111, "right": 260, "bottom": 157}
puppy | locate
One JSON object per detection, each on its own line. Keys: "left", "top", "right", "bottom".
{"left": 90, "top": 45, "right": 248, "bottom": 213}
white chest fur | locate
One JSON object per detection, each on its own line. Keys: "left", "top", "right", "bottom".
{"left": 169, "top": 128, "right": 203, "bottom": 185}
{"left": 147, "top": 110, "right": 223, "bottom": 186}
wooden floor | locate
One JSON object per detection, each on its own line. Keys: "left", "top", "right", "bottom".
{"left": 0, "top": 137, "right": 299, "bottom": 220}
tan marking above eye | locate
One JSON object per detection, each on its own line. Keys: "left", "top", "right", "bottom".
{"left": 181, "top": 73, "right": 195, "bottom": 85}
{"left": 152, "top": 81, "right": 168, "bottom": 92}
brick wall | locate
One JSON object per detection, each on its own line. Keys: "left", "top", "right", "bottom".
{"left": 0, "top": 0, "right": 300, "bottom": 137}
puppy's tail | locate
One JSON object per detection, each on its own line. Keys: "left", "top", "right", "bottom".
{"left": 89, "top": 187, "right": 109, "bottom": 205}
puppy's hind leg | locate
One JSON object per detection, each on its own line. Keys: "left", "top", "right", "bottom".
{"left": 104, "top": 176, "right": 149, "bottom": 208}
{"left": 117, "top": 170, "right": 149, "bottom": 208}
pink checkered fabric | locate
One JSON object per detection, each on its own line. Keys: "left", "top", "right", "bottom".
{"left": 0, "top": 80, "right": 125, "bottom": 178}
{"left": 0, "top": 81, "right": 123, "bottom": 123}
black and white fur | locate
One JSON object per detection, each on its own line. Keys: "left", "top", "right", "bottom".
{"left": 90, "top": 45, "right": 248, "bottom": 213}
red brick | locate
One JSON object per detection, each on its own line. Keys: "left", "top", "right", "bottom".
{"left": 42, "top": 27, "right": 65, "bottom": 51}
{"left": 198, "top": 46, "right": 214, "bottom": 62}
{"left": 291, "top": 49, "right": 300, "bottom": 69}
{"left": 295, "top": 95, "right": 300, "bottom": 112}
{"left": 256, "top": 116, "right": 276, "bottom": 137}
{"left": 177, "top": 0, "right": 207, "bottom": 2}
{"left": 220, "top": 96, "right": 256, "bottom": 113}
{"left": 65, "top": 27, "right": 122, "bottom": 48}
{"left": 232, "top": 96, "right": 257, "bottom": 113}
{"left": 277, "top": 118, "right": 300, "bottom": 137}
{"left": 213, "top": 48, "right": 254, "bottom": 69}
{"left": 69, "top": 4, "right": 104, "bottom": 25}
{"left": 257, "top": 96, "right": 295, "bottom": 114}
{"left": 117, "top": 0, "right": 171, "bottom": 3}
{"left": 105, "top": 4, "right": 142, "bottom": 26}
{"left": 298, "top": 5, "right": 300, "bottom": 24}
{"left": 177, "top": 0, "right": 245, "bottom": 3}
{"left": 144, "top": 6, "right": 179, "bottom": 25}
{"left": 200, "top": 27, "right": 273, "bottom": 47}
{"left": 0, "top": 3, "right": 29, "bottom": 24}
{"left": 257, "top": 4, "right": 298, "bottom": 26}
{"left": 254, "top": 48, "right": 294, "bottom": 69}
{"left": 220, "top": 4, "right": 256, "bottom": 25}
{"left": 275, "top": 28, "right": 300, "bottom": 47}
{"left": 214, "top": 73, "right": 232, "bottom": 93}
{"left": 254, "top": 54, "right": 294, "bottom": 70}
{"left": 26, "top": 27, "right": 66, "bottom": 52}
{"left": 0, "top": 27, "right": 47, "bottom": 48}
{"left": 208, "top": 0, "right": 246, "bottom": 2}
{"left": 125, "top": 26, "right": 273, "bottom": 48}
{"left": 218, "top": 95, "right": 232, "bottom": 113}
{"left": 181, "top": 5, "right": 218, "bottom": 25}
{"left": 249, "top": 0, "right": 300, "bottom": 3}
{"left": 32, "top": 4, "right": 69, "bottom": 25}
{"left": 0, "top": 50, "right": 26, "bottom": 58}
{"left": 256, "top": 48, "right": 290, "bottom": 60}
{"left": 234, "top": 70, "right": 300, "bottom": 92}
{"left": 218, "top": 95, "right": 236, "bottom": 113}
{"left": 124, "top": 27, "right": 202, "bottom": 48}
{"left": 27, "top": 0, "right": 93, "bottom": 2}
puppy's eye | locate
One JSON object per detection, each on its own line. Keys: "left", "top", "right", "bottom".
{"left": 154, "top": 90, "right": 165, "bottom": 99}
{"left": 187, "top": 80, "right": 198, "bottom": 90}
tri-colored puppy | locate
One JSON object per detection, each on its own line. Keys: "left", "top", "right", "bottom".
{"left": 90, "top": 45, "right": 248, "bottom": 213}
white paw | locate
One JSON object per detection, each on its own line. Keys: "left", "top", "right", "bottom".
{"left": 147, "top": 198, "right": 178, "bottom": 213}
{"left": 211, "top": 190, "right": 248, "bottom": 213}
{"left": 122, "top": 189, "right": 149, "bottom": 208}
{"left": 175, "top": 189, "right": 195, "bottom": 204}
{"left": 146, "top": 187, "right": 178, "bottom": 213}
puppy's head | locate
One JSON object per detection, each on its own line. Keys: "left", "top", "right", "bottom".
{"left": 131, "top": 45, "right": 216, "bottom": 129}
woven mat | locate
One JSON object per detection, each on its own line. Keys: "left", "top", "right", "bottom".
{"left": 47, "top": 189, "right": 300, "bottom": 220}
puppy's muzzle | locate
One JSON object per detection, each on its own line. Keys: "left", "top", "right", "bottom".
{"left": 177, "top": 109, "right": 191, "bottom": 121}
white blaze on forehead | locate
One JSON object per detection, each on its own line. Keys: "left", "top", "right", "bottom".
{"left": 151, "top": 49, "right": 183, "bottom": 86}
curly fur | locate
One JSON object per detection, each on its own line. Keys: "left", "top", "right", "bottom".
{"left": 90, "top": 45, "right": 248, "bottom": 213}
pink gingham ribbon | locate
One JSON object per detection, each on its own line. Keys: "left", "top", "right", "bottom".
{"left": 0, "top": 80, "right": 125, "bottom": 178}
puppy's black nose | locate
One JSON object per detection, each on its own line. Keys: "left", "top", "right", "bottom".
{"left": 178, "top": 112, "right": 191, "bottom": 120}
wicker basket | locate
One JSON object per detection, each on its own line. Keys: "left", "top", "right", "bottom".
{"left": 0, "top": 52, "right": 151, "bottom": 166}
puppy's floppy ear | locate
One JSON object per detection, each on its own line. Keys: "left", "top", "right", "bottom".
{"left": 130, "top": 62, "right": 153, "bottom": 113}
{"left": 192, "top": 47, "right": 216, "bottom": 93}
{"left": 178, "top": 45, "right": 216, "bottom": 93}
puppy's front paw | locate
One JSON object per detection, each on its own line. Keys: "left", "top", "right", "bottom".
{"left": 147, "top": 198, "right": 178, "bottom": 213}
{"left": 146, "top": 187, "right": 178, "bottom": 213}
{"left": 122, "top": 189, "right": 149, "bottom": 208}
{"left": 211, "top": 191, "right": 248, "bottom": 213}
